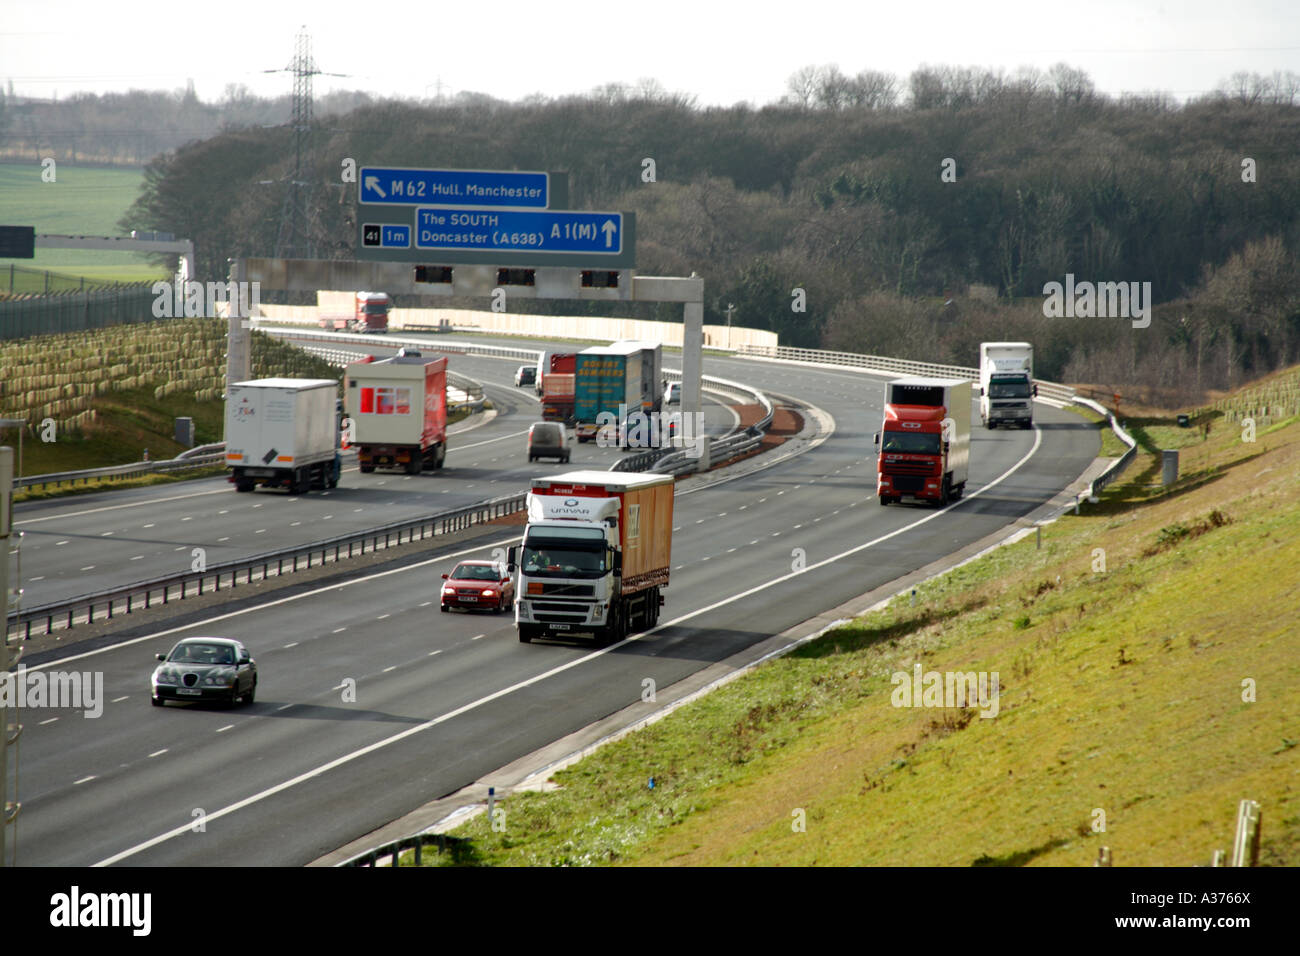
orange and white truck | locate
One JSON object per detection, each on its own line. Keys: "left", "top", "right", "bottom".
{"left": 319, "top": 291, "right": 390, "bottom": 333}
{"left": 510, "top": 470, "right": 674, "bottom": 645}
{"left": 345, "top": 353, "right": 447, "bottom": 473}
{"left": 874, "top": 378, "right": 971, "bottom": 507}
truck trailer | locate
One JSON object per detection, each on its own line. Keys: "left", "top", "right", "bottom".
{"left": 875, "top": 377, "right": 971, "bottom": 506}
{"left": 540, "top": 351, "right": 577, "bottom": 425}
{"left": 225, "top": 378, "right": 341, "bottom": 494}
{"left": 345, "top": 353, "right": 447, "bottom": 474}
{"left": 510, "top": 470, "right": 674, "bottom": 645}
{"left": 574, "top": 344, "right": 644, "bottom": 443}
{"left": 979, "top": 341, "right": 1036, "bottom": 428}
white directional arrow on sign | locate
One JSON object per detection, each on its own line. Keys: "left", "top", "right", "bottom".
{"left": 602, "top": 219, "right": 617, "bottom": 248}
{"left": 364, "top": 176, "right": 386, "bottom": 199}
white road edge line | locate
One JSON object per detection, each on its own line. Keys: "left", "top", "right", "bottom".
{"left": 91, "top": 428, "right": 1042, "bottom": 867}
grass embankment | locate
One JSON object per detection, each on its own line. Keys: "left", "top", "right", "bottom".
{"left": 2, "top": 319, "right": 342, "bottom": 500}
{"left": 0, "top": 162, "right": 166, "bottom": 284}
{"left": 423, "top": 371, "right": 1300, "bottom": 867}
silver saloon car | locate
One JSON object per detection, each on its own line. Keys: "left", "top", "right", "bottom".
{"left": 152, "top": 637, "right": 257, "bottom": 707}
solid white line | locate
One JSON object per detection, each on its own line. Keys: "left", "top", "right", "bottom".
{"left": 383, "top": 666, "right": 397, "bottom": 673}
{"left": 40, "top": 717, "right": 58, "bottom": 725}
{"left": 112, "top": 696, "right": 128, "bottom": 703}
{"left": 58, "top": 429, "right": 1047, "bottom": 870}
{"left": 149, "top": 749, "right": 167, "bottom": 758}
{"left": 75, "top": 776, "right": 96, "bottom": 785}
{"left": 285, "top": 642, "right": 300, "bottom": 648}
{"left": 216, "top": 725, "right": 234, "bottom": 733}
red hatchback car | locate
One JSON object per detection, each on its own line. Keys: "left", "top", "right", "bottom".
{"left": 440, "top": 561, "right": 515, "bottom": 613}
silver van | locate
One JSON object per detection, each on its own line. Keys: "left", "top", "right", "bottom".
{"left": 528, "top": 421, "right": 571, "bottom": 463}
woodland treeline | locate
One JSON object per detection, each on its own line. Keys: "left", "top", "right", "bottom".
{"left": 27, "top": 64, "right": 1300, "bottom": 395}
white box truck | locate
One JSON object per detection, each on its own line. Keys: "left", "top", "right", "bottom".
{"left": 979, "top": 342, "right": 1036, "bottom": 429}
{"left": 225, "top": 378, "right": 340, "bottom": 494}
{"left": 510, "top": 470, "right": 674, "bottom": 645}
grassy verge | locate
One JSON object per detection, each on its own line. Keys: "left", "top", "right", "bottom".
{"left": 419, "top": 385, "right": 1300, "bottom": 867}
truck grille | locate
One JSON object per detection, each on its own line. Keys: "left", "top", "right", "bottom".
{"left": 891, "top": 475, "right": 925, "bottom": 493}
{"left": 537, "top": 614, "right": 589, "bottom": 623}
{"left": 884, "top": 460, "right": 934, "bottom": 476}
{"left": 537, "top": 583, "right": 595, "bottom": 596}
{"left": 532, "top": 601, "right": 591, "bottom": 612}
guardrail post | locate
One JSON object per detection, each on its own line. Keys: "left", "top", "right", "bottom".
{"left": 1231, "top": 799, "right": 1261, "bottom": 867}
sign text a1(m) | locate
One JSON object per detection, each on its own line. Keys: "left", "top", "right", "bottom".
{"left": 414, "top": 208, "right": 622, "bottom": 255}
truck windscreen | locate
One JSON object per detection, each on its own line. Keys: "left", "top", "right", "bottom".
{"left": 989, "top": 377, "right": 1031, "bottom": 398}
{"left": 881, "top": 431, "right": 941, "bottom": 455}
{"left": 521, "top": 543, "right": 607, "bottom": 576}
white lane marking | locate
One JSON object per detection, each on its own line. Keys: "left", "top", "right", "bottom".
{"left": 216, "top": 725, "right": 234, "bottom": 733}
{"left": 278, "top": 704, "right": 293, "bottom": 711}
{"left": 149, "top": 749, "right": 167, "bottom": 758}
{"left": 290, "top": 521, "right": 301, "bottom": 527}
{"left": 30, "top": 575, "right": 44, "bottom": 581}
{"left": 56, "top": 541, "right": 68, "bottom": 546}
{"left": 471, "top": 634, "right": 486, "bottom": 641}
{"left": 332, "top": 627, "right": 346, "bottom": 633}
{"left": 428, "top": 650, "right": 442, "bottom": 656}
{"left": 255, "top": 529, "right": 266, "bottom": 534}
{"left": 37, "top": 416, "right": 1037, "bottom": 680}
{"left": 218, "top": 537, "right": 230, "bottom": 542}
{"left": 383, "top": 666, "right": 397, "bottom": 673}
{"left": 79, "top": 566, "right": 94, "bottom": 571}
{"left": 15, "top": 487, "right": 229, "bottom": 525}
{"left": 112, "top": 696, "right": 128, "bottom": 703}
{"left": 143, "top": 524, "right": 155, "bottom": 528}
{"left": 40, "top": 717, "right": 58, "bottom": 725}
{"left": 418, "top": 601, "right": 432, "bottom": 608}
{"left": 75, "top": 776, "right": 95, "bottom": 785}
{"left": 377, "top": 614, "right": 390, "bottom": 620}
{"left": 131, "top": 555, "right": 143, "bottom": 561}
{"left": 285, "top": 641, "right": 300, "bottom": 648}
{"left": 100, "top": 531, "right": 114, "bottom": 537}
{"left": 181, "top": 516, "right": 192, "bottom": 522}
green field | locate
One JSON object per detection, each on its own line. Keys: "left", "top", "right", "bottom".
{"left": 0, "top": 162, "right": 167, "bottom": 283}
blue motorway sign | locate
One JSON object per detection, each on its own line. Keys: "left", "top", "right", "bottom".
{"left": 414, "top": 208, "right": 622, "bottom": 255}
{"left": 359, "top": 167, "right": 549, "bottom": 208}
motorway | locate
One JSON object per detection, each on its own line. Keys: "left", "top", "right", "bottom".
{"left": 13, "top": 341, "right": 1100, "bottom": 865}
{"left": 12, "top": 345, "right": 739, "bottom": 608}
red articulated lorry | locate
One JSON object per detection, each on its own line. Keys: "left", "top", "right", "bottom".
{"left": 874, "top": 377, "right": 971, "bottom": 507}
{"left": 345, "top": 353, "right": 447, "bottom": 474}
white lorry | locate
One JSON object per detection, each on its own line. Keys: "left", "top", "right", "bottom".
{"left": 225, "top": 378, "right": 340, "bottom": 494}
{"left": 510, "top": 470, "right": 674, "bottom": 645}
{"left": 978, "top": 342, "right": 1036, "bottom": 429}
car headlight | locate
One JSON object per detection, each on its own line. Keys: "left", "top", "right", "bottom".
{"left": 442, "top": 586, "right": 455, "bottom": 595}
{"left": 154, "top": 671, "right": 177, "bottom": 685}
{"left": 483, "top": 589, "right": 495, "bottom": 597}
{"left": 203, "top": 674, "right": 235, "bottom": 686}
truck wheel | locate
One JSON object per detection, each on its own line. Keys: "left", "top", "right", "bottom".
{"left": 293, "top": 470, "right": 311, "bottom": 495}
{"left": 878, "top": 495, "right": 890, "bottom": 506}
{"left": 433, "top": 445, "right": 445, "bottom": 469}
{"left": 235, "top": 478, "right": 255, "bottom": 493}
{"left": 939, "top": 478, "right": 951, "bottom": 507}
{"left": 952, "top": 483, "right": 965, "bottom": 500}
{"left": 518, "top": 627, "right": 534, "bottom": 644}
{"left": 987, "top": 420, "right": 996, "bottom": 429}
{"left": 404, "top": 457, "right": 421, "bottom": 475}
{"left": 359, "top": 464, "right": 375, "bottom": 474}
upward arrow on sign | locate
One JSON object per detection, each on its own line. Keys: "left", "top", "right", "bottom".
{"left": 602, "top": 220, "right": 617, "bottom": 248}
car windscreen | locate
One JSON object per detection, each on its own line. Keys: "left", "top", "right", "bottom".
{"left": 170, "top": 643, "right": 234, "bottom": 664}
{"left": 451, "top": 565, "right": 500, "bottom": 580}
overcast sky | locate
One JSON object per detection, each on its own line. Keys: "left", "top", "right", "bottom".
{"left": 3, "top": 0, "right": 1299, "bottom": 105}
